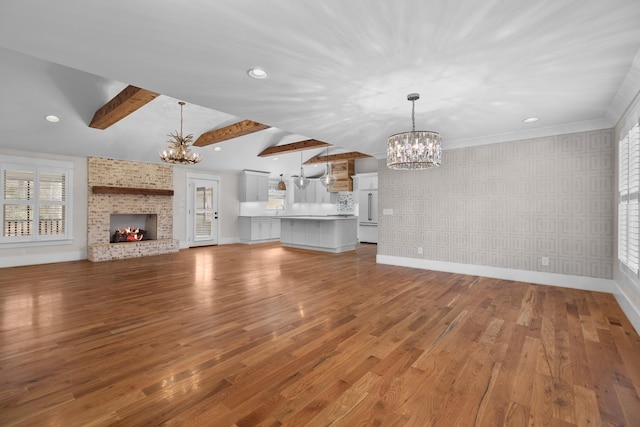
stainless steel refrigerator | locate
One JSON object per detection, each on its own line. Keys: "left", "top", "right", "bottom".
{"left": 358, "top": 190, "right": 378, "bottom": 243}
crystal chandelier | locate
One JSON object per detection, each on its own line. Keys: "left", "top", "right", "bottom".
{"left": 160, "top": 101, "right": 202, "bottom": 165}
{"left": 293, "top": 151, "right": 309, "bottom": 190}
{"left": 320, "top": 147, "right": 336, "bottom": 188}
{"left": 387, "top": 93, "right": 442, "bottom": 170}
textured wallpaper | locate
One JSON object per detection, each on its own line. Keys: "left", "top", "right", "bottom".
{"left": 378, "top": 129, "right": 614, "bottom": 279}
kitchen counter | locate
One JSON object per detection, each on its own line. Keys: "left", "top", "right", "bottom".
{"left": 279, "top": 216, "right": 357, "bottom": 253}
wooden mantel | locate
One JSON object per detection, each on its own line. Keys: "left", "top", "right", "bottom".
{"left": 92, "top": 186, "right": 174, "bottom": 196}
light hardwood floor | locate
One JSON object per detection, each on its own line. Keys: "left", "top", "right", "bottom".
{"left": 1, "top": 243, "right": 639, "bottom": 426}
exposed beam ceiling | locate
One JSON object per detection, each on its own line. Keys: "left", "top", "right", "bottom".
{"left": 257, "top": 139, "right": 332, "bottom": 157}
{"left": 194, "top": 120, "right": 270, "bottom": 147}
{"left": 304, "top": 152, "right": 372, "bottom": 164}
{"left": 89, "top": 85, "right": 159, "bottom": 129}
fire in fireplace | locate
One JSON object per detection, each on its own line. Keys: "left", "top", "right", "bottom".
{"left": 110, "top": 214, "right": 157, "bottom": 243}
{"left": 112, "top": 227, "right": 147, "bottom": 243}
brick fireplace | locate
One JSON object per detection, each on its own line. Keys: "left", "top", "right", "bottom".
{"left": 87, "top": 157, "right": 179, "bottom": 262}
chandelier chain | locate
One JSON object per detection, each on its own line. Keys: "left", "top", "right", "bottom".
{"left": 411, "top": 99, "right": 415, "bottom": 133}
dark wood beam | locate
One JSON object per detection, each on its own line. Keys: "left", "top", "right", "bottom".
{"left": 257, "top": 139, "right": 332, "bottom": 157}
{"left": 194, "top": 120, "right": 270, "bottom": 146}
{"left": 303, "top": 151, "right": 372, "bottom": 164}
{"left": 92, "top": 186, "right": 174, "bottom": 196}
{"left": 89, "top": 85, "right": 160, "bottom": 129}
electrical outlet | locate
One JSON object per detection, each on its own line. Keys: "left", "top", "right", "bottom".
{"left": 541, "top": 256, "right": 549, "bottom": 266}
{"left": 417, "top": 247, "right": 423, "bottom": 255}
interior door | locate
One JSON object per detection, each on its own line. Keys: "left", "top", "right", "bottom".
{"left": 188, "top": 177, "right": 219, "bottom": 246}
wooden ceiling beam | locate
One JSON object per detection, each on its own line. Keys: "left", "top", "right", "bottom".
{"left": 194, "top": 120, "right": 270, "bottom": 146}
{"left": 304, "top": 151, "right": 372, "bottom": 164}
{"left": 89, "top": 85, "right": 160, "bottom": 129}
{"left": 257, "top": 139, "right": 332, "bottom": 157}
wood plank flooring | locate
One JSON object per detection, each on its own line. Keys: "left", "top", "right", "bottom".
{"left": 1, "top": 243, "right": 639, "bottom": 426}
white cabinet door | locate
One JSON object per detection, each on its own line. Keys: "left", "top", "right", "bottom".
{"left": 316, "top": 181, "right": 333, "bottom": 203}
{"left": 241, "top": 172, "right": 269, "bottom": 202}
{"left": 293, "top": 179, "right": 317, "bottom": 203}
{"left": 281, "top": 219, "right": 293, "bottom": 242}
{"left": 292, "top": 220, "right": 307, "bottom": 245}
{"left": 271, "top": 218, "right": 281, "bottom": 239}
{"left": 356, "top": 173, "right": 378, "bottom": 191}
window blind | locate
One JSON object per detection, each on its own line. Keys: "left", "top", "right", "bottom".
{"left": 619, "top": 122, "right": 640, "bottom": 274}
{"left": 1, "top": 163, "right": 71, "bottom": 242}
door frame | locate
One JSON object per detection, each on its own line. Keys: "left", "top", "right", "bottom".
{"left": 186, "top": 172, "right": 221, "bottom": 247}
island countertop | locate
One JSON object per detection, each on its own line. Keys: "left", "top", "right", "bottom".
{"left": 239, "top": 214, "right": 356, "bottom": 219}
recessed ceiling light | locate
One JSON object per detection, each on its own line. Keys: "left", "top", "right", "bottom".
{"left": 247, "top": 68, "right": 268, "bottom": 79}
{"left": 45, "top": 115, "right": 60, "bottom": 123}
{"left": 214, "top": 147, "right": 221, "bottom": 151}
{"left": 523, "top": 117, "right": 539, "bottom": 123}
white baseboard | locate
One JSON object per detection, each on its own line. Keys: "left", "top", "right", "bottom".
{"left": 0, "top": 250, "right": 86, "bottom": 268}
{"left": 376, "top": 255, "right": 616, "bottom": 293}
{"left": 613, "top": 285, "right": 640, "bottom": 334}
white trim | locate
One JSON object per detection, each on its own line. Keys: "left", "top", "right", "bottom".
{"left": 376, "top": 255, "right": 615, "bottom": 293}
{"left": 0, "top": 249, "right": 86, "bottom": 268}
{"left": 613, "top": 283, "right": 640, "bottom": 334}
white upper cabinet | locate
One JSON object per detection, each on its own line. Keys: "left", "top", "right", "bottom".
{"left": 292, "top": 179, "right": 336, "bottom": 204}
{"left": 355, "top": 173, "right": 378, "bottom": 191}
{"left": 240, "top": 171, "right": 269, "bottom": 202}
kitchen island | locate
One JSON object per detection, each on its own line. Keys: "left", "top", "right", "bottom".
{"left": 279, "top": 216, "right": 357, "bottom": 253}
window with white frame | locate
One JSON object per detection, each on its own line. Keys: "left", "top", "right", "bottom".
{"left": 619, "top": 121, "right": 640, "bottom": 276}
{"left": 266, "top": 179, "right": 286, "bottom": 210}
{"left": 1, "top": 156, "right": 73, "bottom": 244}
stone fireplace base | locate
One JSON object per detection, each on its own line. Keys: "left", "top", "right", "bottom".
{"left": 88, "top": 239, "right": 179, "bottom": 262}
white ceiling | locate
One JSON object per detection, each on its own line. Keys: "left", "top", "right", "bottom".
{"left": 1, "top": 0, "right": 640, "bottom": 178}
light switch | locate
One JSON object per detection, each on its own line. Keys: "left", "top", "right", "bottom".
{"left": 383, "top": 208, "right": 393, "bottom": 215}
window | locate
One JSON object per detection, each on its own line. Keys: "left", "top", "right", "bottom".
{"left": 266, "top": 179, "right": 286, "bottom": 210}
{"left": 1, "top": 156, "right": 73, "bottom": 244}
{"left": 619, "top": 121, "right": 640, "bottom": 276}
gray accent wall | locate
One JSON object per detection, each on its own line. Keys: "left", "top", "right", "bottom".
{"left": 378, "top": 129, "right": 615, "bottom": 279}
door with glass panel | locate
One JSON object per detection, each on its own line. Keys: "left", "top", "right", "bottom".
{"left": 188, "top": 177, "right": 219, "bottom": 246}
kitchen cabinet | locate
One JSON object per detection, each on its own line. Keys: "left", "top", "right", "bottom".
{"left": 293, "top": 179, "right": 316, "bottom": 203}
{"left": 355, "top": 173, "right": 378, "bottom": 191}
{"left": 240, "top": 171, "right": 269, "bottom": 202}
{"left": 238, "top": 217, "right": 280, "bottom": 243}
{"left": 292, "top": 179, "right": 337, "bottom": 204}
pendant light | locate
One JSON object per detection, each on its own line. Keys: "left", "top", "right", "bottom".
{"left": 320, "top": 147, "right": 336, "bottom": 189}
{"left": 387, "top": 93, "right": 442, "bottom": 170}
{"left": 293, "top": 151, "right": 309, "bottom": 190}
{"left": 277, "top": 174, "right": 287, "bottom": 191}
{"left": 160, "top": 101, "right": 202, "bottom": 165}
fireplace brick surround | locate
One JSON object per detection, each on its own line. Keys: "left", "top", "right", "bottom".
{"left": 87, "top": 157, "right": 179, "bottom": 261}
